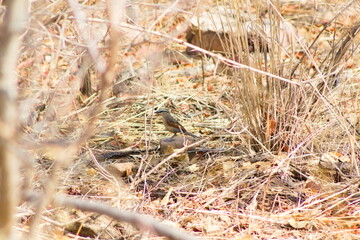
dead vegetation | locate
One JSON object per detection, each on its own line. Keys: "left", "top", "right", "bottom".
{"left": 1, "top": 0, "right": 359, "bottom": 239}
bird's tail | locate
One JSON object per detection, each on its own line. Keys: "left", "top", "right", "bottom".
{"left": 186, "top": 132, "right": 200, "bottom": 138}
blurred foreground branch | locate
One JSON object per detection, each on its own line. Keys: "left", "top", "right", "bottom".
{"left": 0, "top": 0, "right": 28, "bottom": 238}
{"left": 25, "top": 192, "right": 196, "bottom": 240}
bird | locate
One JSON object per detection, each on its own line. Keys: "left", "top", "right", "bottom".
{"left": 155, "top": 108, "right": 199, "bottom": 138}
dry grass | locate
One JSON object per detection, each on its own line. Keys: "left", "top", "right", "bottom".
{"left": 13, "top": 0, "right": 360, "bottom": 239}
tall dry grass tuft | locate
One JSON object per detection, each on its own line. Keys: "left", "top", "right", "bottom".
{"left": 216, "top": 0, "right": 302, "bottom": 153}
{"left": 216, "top": 0, "right": 359, "bottom": 157}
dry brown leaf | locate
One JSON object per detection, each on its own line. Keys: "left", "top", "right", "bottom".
{"left": 160, "top": 187, "right": 173, "bottom": 206}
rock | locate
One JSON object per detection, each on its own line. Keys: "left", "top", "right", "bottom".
{"left": 159, "top": 136, "right": 197, "bottom": 155}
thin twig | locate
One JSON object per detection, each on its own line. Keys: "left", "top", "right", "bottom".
{"left": 132, "top": 137, "right": 209, "bottom": 187}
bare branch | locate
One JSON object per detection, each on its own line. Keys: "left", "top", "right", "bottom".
{"left": 0, "top": 0, "right": 28, "bottom": 238}
{"left": 25, "top": 192, "right": 196, "bottom": 240}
